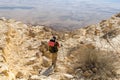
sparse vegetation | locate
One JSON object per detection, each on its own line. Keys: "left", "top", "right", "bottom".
{"left": 0, "top": 13, "right": 120, "bottom": 79}
{"left": 116, "top": 13, "right": 120, "bottom": 17}
{"left": 73, "top": 45, "right": 118, "bottom": 80}
{"left": 101, "top": 28, "right": 120, "bottom": 39}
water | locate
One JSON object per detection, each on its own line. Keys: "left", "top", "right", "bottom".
{"left": 0, "top": 0, "right": 120, "bottom": 31}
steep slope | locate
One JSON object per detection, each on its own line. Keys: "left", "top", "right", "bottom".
{"left": 0, "top": 13, "right": 120, "bottom": 80}
{"left": 0, "top": 18, "right": 56, "bottom": 80}
{"left": 65, "top": 13, "right": 120, "bottom": 80}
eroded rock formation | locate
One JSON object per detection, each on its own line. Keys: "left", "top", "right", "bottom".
{"left": 0, "top": 13, "right": 120, "bottom": 80}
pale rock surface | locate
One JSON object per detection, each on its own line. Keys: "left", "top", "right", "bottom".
{"left": 0, "top": 13, "right": 120, "bottom": 80}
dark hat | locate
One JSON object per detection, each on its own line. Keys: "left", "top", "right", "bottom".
{"left": 53, "top": 36, "right": 56, "bottom": 40}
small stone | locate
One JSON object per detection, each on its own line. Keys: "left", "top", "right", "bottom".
{"left": 1, "top": 70, "right": 9, "bottom": 76}
{"left": 32, "top": 65, "right": 41, "bottom": 70}
{"left": 25, "top": 60, "right": 36, "bottom": 65}
{"left": 116, "top": 69, "right": 120, "bottom": 75}
{"left": 16, "top": 72, "right": 24, "bottom": 78}
{"left": 36, "top": 52, "right": 42, "bottom": 58}
{"left": 92, "top": 68, "right": 97, "bottom": 73}
{"left": 82, "top": 70, "right": 92, "bottom": 78}
{"left": 63, "top": 73, "right": 74, "bottom": 79}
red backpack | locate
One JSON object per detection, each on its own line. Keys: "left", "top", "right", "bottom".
{"left": 48, "top": 40, "right": 58, "bottom": 53}
{"left": 48, "top": 41, "right": 55, "bottom": 47}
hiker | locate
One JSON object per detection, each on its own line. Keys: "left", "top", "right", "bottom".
{"left": 48, "top": 36, "right": 59, "bottom": 68}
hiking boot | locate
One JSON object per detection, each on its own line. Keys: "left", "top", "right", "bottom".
{"left": 52, "top": 63, "right": 56, "bottom": 68}
{"left": 51, "top": 63, "right": 59, "bottom": 72}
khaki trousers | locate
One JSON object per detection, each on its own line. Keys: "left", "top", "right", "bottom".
{"left": 52, "top": 52, "right": 57, "bottom": 67}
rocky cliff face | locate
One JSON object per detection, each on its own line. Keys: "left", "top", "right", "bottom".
{"left": 0, "top": 13, "right": 120, "bottom": 80}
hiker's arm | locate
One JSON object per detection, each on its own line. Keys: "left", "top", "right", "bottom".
{"left": 57, "top": 42, "right": 60, "bottom": 48}
{"left": 57, "top": 42, "right": 63, "bottom": 48}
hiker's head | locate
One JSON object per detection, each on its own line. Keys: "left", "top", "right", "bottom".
{"left": 50, "top": 36, "right": 57, "bottom": 42}
{"left": 53, "top": 36, "right": 56, "bottom": 40}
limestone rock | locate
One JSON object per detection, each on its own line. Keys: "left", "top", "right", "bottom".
{"left": 0, "top": 13, "right": 120, "bottom": 80}
{"left": 82, "top": 70, "right": 93, "bottom": 78}
{"left": 16, "top": 72, "right": 24, "bottom": 78}
{"left": 42, "top": 56, "right": 50, "bottom": 67}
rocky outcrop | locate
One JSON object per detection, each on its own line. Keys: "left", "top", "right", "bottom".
{"left": 0, "top": 18, "right": 54, "bottom": 80}
{"left": 0, "top": 13, "right": 120, "bottom": 80}
{"left": 66, "top": 13, "right": 120, "bottom": 80}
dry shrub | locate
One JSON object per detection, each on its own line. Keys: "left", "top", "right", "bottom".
{"left": 28, "top": 29, "right": 36, "bottom": 38}
{"left": 83, "top": 50, "right": 116, "bottom": 79}
{"left": 71, "top": 44, "right": 118, "bottom": 80}
{"left": 101, "top": 28, "right": 120, "bottom": 39}
{"left": 115, "top": 13, "right": 120, "bottom": 17}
